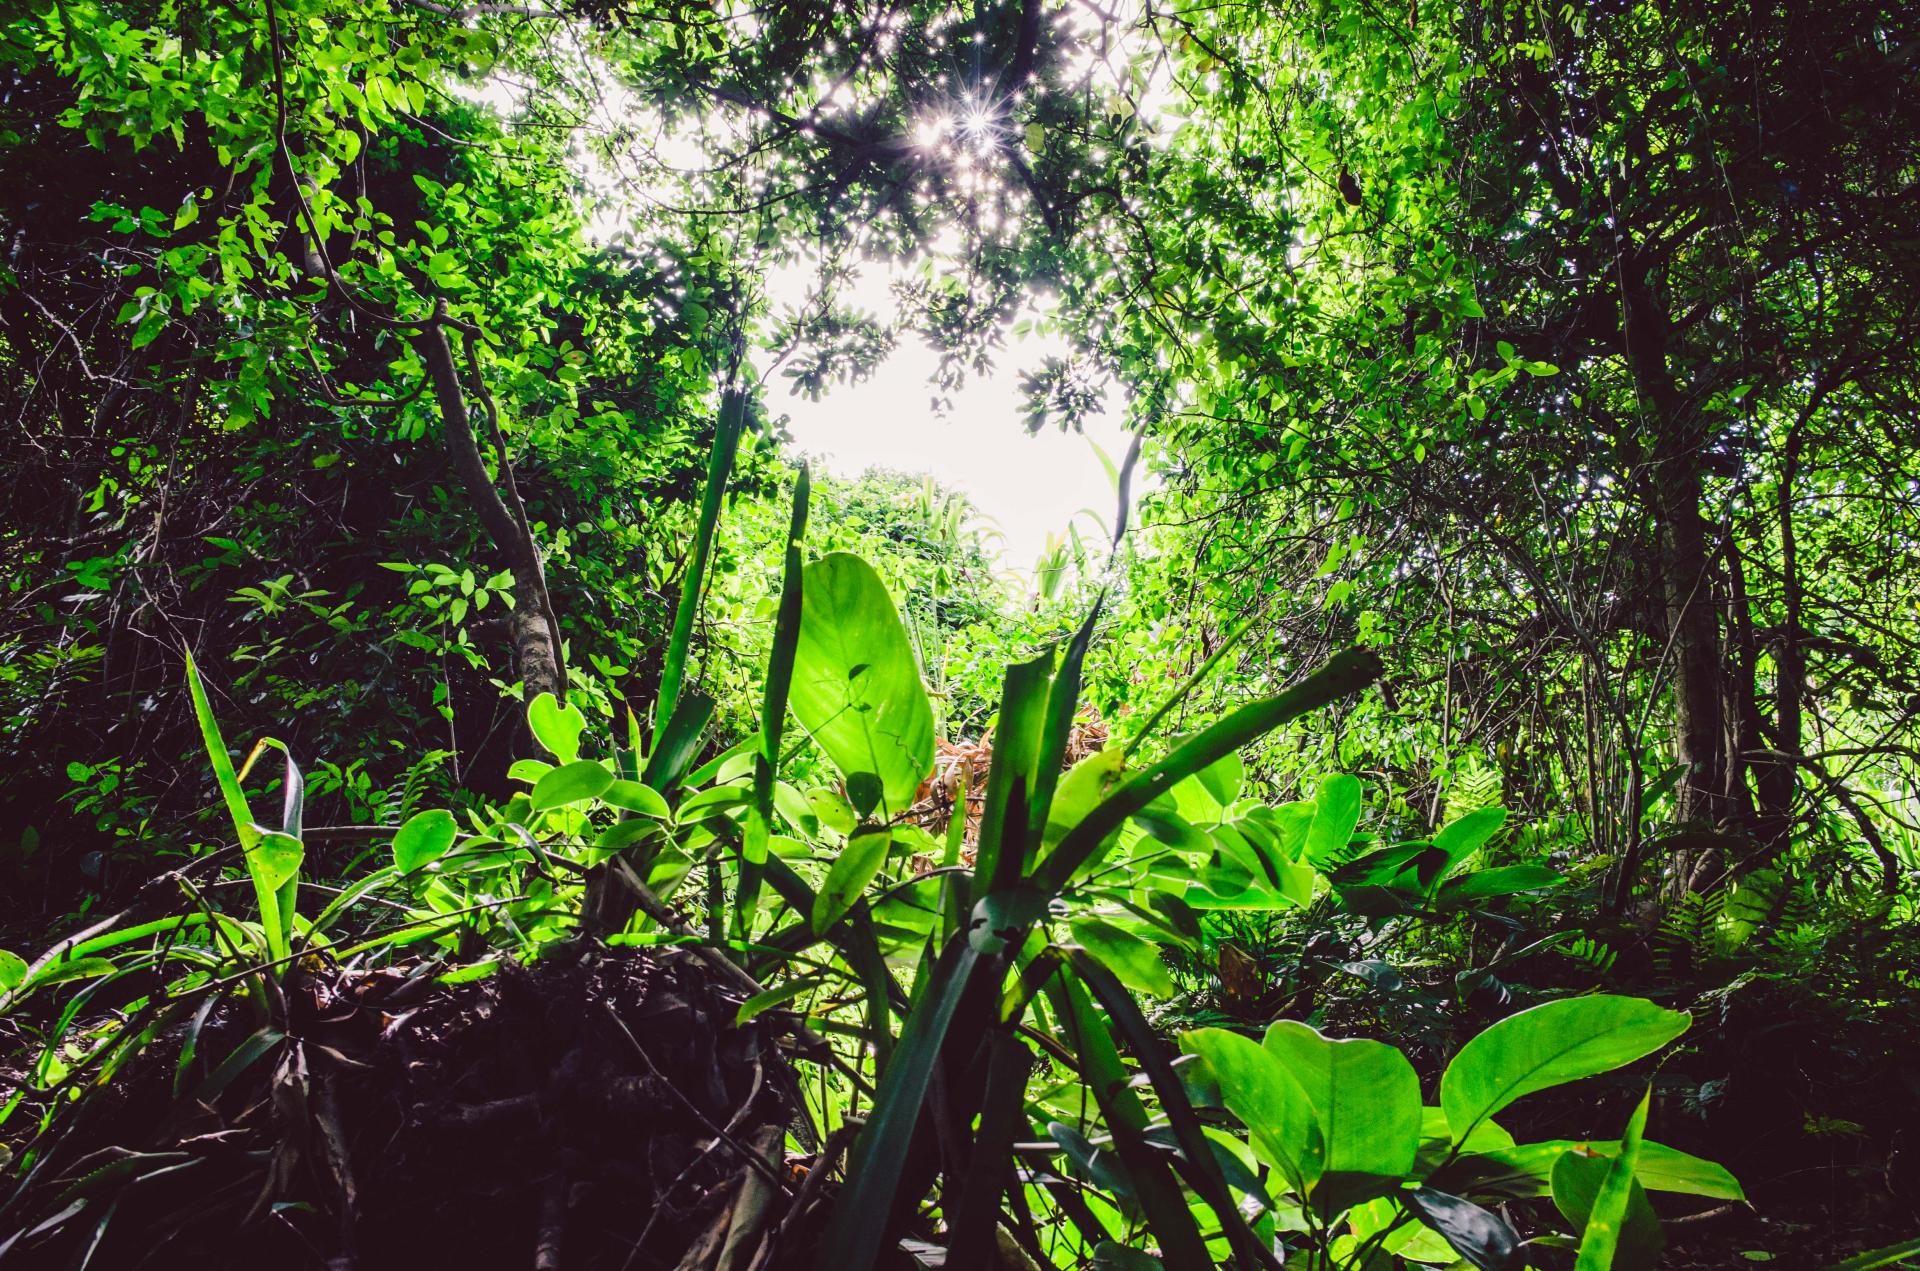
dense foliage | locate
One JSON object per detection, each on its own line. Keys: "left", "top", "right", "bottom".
{"left": 2, "top": 0, "right": 1917, "bottom": 1267}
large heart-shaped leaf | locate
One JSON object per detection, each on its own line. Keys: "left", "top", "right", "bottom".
{"left": 527, "top": 692, "right": 586, "bottom": 764}
{"left": 1440, "top": 996, "right": 1688, "bottom": 1139}
{"left": 788, "top": 553, "right": 934, "bottom": 818}
{"left": 1264, "top": 1020, "right": 1420, "bottom": 1207}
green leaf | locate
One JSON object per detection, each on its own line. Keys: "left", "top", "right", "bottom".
{"left": 1440, "top": 996, "right": 1688, "bottom": 1141}
{"left": 1070, "top": 918, "right": 1176, "bottom": 998}
{"left": 530, "top": 760, "right": 614, "bottom": 812}
{"left": 0, "top": 950, "right": 27, "bottom": 990}
{"left": 1574, "top": 1090, "right": 1651, "bottom": 1267}
{"left": 1504, "top": 1139, "right": 1742, "bottom": 1202}
{"left": 1183, "top": 1027, "right": 1324, "bottom": 1196}
{"left": 603, "top": 780, "right": 671, "bottom": 819}
{"left": 183, "top": 649, "right": 258, "bottom": 856}
{"left": 527, "top": 692, "right": 586, "bottom": 764}
{"left": 789, "top": 553, "right": 934, "bottom": 818}
{"left": 821, "top": 935, "right": 982, "bottom": 1271}
{"left": 1439, "top": 864, "right": 1563, "bottom": 903}
{"left": 23, "top": 956, "right": 118, "bottom": 991}
{"left": 1302, "top": 774, "right": 1363, "bottom": 868}
{"left": 1035, "top": 650, "right": 1383, "bottom": 893}
{"left": 249, "top": 829, "right": 304, "bottom": 895}
{"left": 1830, "top": 1238, "right": 1920, "bottom": 1271}
{"left": 393, "top": 809, "right": 457, "bottom": 873}
{"left": 813, "top": 827, "right": 891, "bottom": 934}
{"left": 1629, "top": 1142, "right": 1743, "bottom": 1200}
{"left": 1043, "top": 746, "right": 1126, "bottom": 850}
{"left": 1434, "top": 806, "right": 1506, "bottom": 874}
{"left": 808, "top": 787, "right": 858, "bottom": 835}
{"left": 642, "top": 690, "right": 713, "bottom": 791}
{"left": 1196, "top": 750, "right": 1245, "bottom": 808}
{"left": 1263, "top": 1020, "right": 1420, "bottom": 1205}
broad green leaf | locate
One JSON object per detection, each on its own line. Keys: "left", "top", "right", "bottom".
{"left": 526, "top": 692, "right": 586, "bottom": 764}
{"left": 1434, "top": 806, "right": 1507, "bottom": 874}
{"left": 1035, "top": 650, "right": 1384, "bottom": 892}
{"left": 250, "top": 829, "right": 304, "bottom": 894}
{"left": 808, "top": 787, "right": 858, "bottom": 835}
{"left": 530, "top": 760, "right": 614, "bottom": 812}
{"left": 1630, "top": 1141, "right": 1744, "bottom": 1200}
{"left": 1269, "top": 800, "right": 1317, "bottom": 860}
{"left": 1184, "top": 1027, "right": 1325, "bottom": 1196}
{"left": 603, "top": 779, "right": 671, "bottom": 819}
{"left": 1348, "top": 1196, "right": 1459, "bottom": 1262}
{"left": 0, "top": 950, "right": 26, "bottom": 990}
{"left": 1303, "top": 774, "right": 1363, "bottom": 868}
{"left": 1475, "top": 1139, "right": 1742, "bottom": 1201}
{"left": 1440, "top": 996, "right": 1688, "bottom": 1140}
{"left": 1264, "top": 1020, "right": 1420, "bottom": 1201}
{"left": 1439, "top": 864, "right": 1563, "bottom": 903}
{"left": 789, "top": 553, "right": 934, "bottom": 817}
{"left": 507, "top": 758, "right": 553, "bottom": 784}
{"left": 393, "top": 809, "right": 457, "bottom": 873}
{"left": 1415, "top": 1105, "right": 1513, "bottom": 1176}
{"left": 1196, "top": 750, "right": 1245, "bottom": 808}
{"left": 594, "top": 820, "right": 659, "bottom": 852}
{"left": 813, "top": 827, "right": 890, "bottom": 934}
{"left": 1070, "top": 917, "right": 1176, "bottom": 998}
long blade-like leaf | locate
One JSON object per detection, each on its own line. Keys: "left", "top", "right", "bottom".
{"left": 818, "top": 933, "right": 981, "bottom": 1271}
{"left": 654, "top": 388, "right": 746, "bottom": 742}
{"left": 1575, "top": 1087, "right": 1650, "bottom": 1271}
{"left": 1026, "top": 600, "right": 1103, "bottom": 852}
{"left": 1070, "top": 949, "right": 1283, "bottom": 1271}
{"left": 970, "top": 652, "right": 1054, "bottom": 903}
{"left": 742, "top": 466, "right": 810, "bottom": 932}
{"left": 1034, "top": 649, "right": 1383, "bottom": 892}
{"left": 943, "top": 1030, "right": 1034, "bottom": 1268}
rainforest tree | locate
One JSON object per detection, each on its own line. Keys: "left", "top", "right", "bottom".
{"left": 1, "top": 0, "right": 1917, "bottom": 1267}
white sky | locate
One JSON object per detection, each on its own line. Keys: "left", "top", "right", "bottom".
{"left": 758, "top": 264, "right": 1136, "bottom": 573}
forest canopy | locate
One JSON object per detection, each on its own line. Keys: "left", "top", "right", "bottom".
{"left": 2, "top": 0, "right": 1918, "bottom": 1267}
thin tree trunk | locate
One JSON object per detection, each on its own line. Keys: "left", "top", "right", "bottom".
{"left": 415, "top": 318, "right": 564, "bottom": 704}
{"left": 1621, "top": 253, "right": 1736, "bottom": 838}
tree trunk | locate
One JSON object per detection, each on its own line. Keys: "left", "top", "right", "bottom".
{"left": 416, "top": 319, "right": 564, "bottom": 704}
{"left": 1620, "top": 252, "right": 1738, "bottom": 843}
